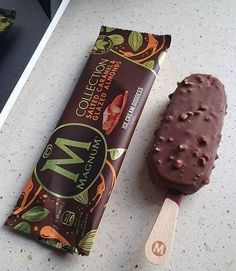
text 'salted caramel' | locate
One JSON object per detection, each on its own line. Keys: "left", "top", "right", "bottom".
{"left": 5, "top": 26, "right": 171, "bottom": 255}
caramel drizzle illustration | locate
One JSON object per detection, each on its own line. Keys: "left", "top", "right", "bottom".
{"left": 40, "top": 225, "right": 70, "bottom": 246}
{"left": 90, "top": 160, "right": 117, "bottom": 212}
{"left": 119, "top": 34, "right": 166, "bottom": 63}
{"left": 105, "top": 160, "right": 117, "bottom": 196}
{"left": 13, "top": 178, "right": 42, "bottom": 215}
{"left": 90, "top": 173, "right": 105, "bottom": 213}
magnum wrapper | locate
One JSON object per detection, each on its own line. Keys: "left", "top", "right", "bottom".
{"left": 5, "top": 26, "right": 171, "bottom": 255}
{"left": 0, "top": 8, "right": 16, "bottom": 36}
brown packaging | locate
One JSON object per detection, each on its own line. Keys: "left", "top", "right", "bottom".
{"left": 5, "top": 26, "right": 171, "bottom": 255}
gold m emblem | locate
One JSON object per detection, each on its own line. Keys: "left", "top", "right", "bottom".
{"left": 151, "top": 240, "right": 166, "bottom": 256}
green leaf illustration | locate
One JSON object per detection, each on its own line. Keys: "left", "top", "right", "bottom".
{"left": 108, "top": 148, "right": 126, "bottom": 160}
{"left": 74, "top": 190, "right": 88, "bottom": 205}
{"left": 128, "top": 31, "right": 143, "bottom": 52}
{"left": 96, "top": 39, "right": 108, "bottom": 50}
{"left": 22, "top": 206, "right": 49, "bottom": 222}
{"left": 0, "top": 21, "right": 11, "bottom": 32}
{"left": 40, "top": 239, "right": 63, "bottom": 249}
{"left": 14, "top": 222, "right": 31, "bottom": 234}
{"left": 158, "top": 51, "right": 167, "bottom": 66}
{"left": 142, "top": 60, "right": 154, "bottom": 70}
{"left": 106, "top": 27, "right": 115, "bottom": 32}
{"left": 79, "top": 230, "right": 97, "bottom": 252}
{"left": 109, "top": 34, "right": 124, "bottom": 46}
{"left": 0, "top": 9, "right": 16, "bottom": 33}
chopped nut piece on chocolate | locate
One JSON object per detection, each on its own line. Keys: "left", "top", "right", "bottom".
{"left": 168, "top": 156, "right": 175, "bottom": 161}
{"left": 203, "top": 179, "right": 210, "bottom": 184}
{"left": 159, "top": 136, "right": 165, "bottom": 142}
{"left": 168, "top": 137, "right": 173, "bottom": 142}
{"left": 154, "top": 147, "right": 160, "bottom": 152}
{"left": 198, "top": 136, "right": 208, "bottom": 146}
{"left": 183, "top": 79, "right": 194, "bottom": 86}
{"left": 169, "top": 93, "right": 173, "bottom": 99}
{"left": 199, "top": 105, "right": 207, "bottom": 111}
{"left": 204, "top": 117, "right": 210, "bottom": 121}
{"left": 199, "top": 157, "right": 206, "bottom": 166}
{"left": 156, "top": 159, "right": 162, "bottom": 165}
{"left": 203, "top": 154, "right": 210, "bottom": 160}
{"left": 192, "top": 150, "right": 199, "bottom": 157}
{"left": 207, "top": 75, "right": 213, "bottom": 80}
{"left": 179, "top": 144, "right": 186, "bottom": 151}
{"left": 194, "top": 110, "right": 202, "bottom": 116}
{"left": 196, "top": 76, "right": 203, "bottom": 83}
{"left": 179, "top": 113, "right": 188, "bottom": 120}
{"left": 173, "top": 160, "right": 184, "bottom": 169}
{"left": 165, "top": 115, "right": 173, "bottom": 121}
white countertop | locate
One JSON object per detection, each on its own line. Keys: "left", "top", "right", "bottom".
{"left": 0, "top": 0, "right": 236, "bottom": 270}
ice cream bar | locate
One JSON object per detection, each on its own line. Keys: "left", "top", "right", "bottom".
{"left": 148, "top": 74, "right": 227, "bottom": 194}
{"left": 145, "top": 74, "right": 226, "bottom": 265}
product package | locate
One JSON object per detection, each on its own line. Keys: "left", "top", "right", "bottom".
{"left": 0, "top": 8, "right": 16, "bottom": 36}
{"left": 5, "top": 26, "right": 171, "bottom": 255}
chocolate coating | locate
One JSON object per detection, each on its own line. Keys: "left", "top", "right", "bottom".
{"left": 148, "top": 74, "right": 227, "bottom": 194}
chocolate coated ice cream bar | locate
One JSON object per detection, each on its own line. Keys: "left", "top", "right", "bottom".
{"left": 145, "top": 74, "right": 226, "bottom": 265}
{"left": 149, "top": 74, "right": 227, "bottom": 194}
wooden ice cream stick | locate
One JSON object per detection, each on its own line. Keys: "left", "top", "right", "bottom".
{"left": 145, "top": 192, "right": 182, "bottom": 265}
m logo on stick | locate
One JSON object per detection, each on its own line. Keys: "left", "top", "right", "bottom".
{"left": 151, "top": 240, "right": 166, "bottom": 257}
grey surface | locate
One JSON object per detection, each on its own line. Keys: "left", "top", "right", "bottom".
{"left": 0, "top": 0, "right": 49, "bottom": 112}
{"left": 0, "top": 0, "right": 236, "bottom": 270}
